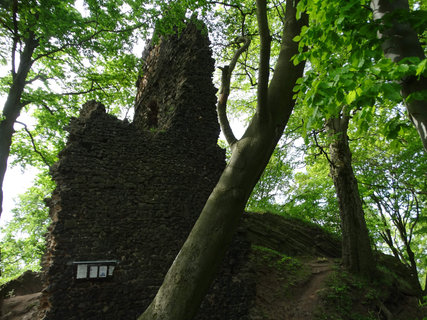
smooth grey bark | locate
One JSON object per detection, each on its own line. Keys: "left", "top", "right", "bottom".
{"left": 0, "top": 33, "right": 37, "bottom": 217}
{"left": 326, "top": 115, "right": 375, "bottom": 277}
{"left": 371, "top": 0, "right": 427, "bottom": 151}
{"left": 138, "top": 1, "right": 307, "bottom": 319}
{"left": 217, "top": 36, "right": 251, "bottom": 149}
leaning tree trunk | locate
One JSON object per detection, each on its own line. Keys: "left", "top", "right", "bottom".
{"left": 371, "top": 0, "right": 427, "bottom": 151}
{"left": 138, "top": 1, "right": 307, "bottom": 319}
{"left": 0, "top": 35, "right": 37, "bottom": 217}
{"left": 326, "top": 115, "right": 375, "bottom": 277}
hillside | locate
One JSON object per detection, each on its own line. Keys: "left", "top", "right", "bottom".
{"left": 1, "top": 212, "right": 425, "bottom": 320}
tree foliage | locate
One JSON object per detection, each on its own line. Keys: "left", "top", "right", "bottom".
{"left": 0, "top": 0, "right": 426, "bottom": 311}
{"left": 0, "top": 172, "right": 53, "bottom": 284}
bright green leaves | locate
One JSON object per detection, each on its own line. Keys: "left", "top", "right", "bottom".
{"left": 294, "top": 0, "right": 425, "bottom": 143}
{"left": 351, "top": 115, "right": 427, "bottom": 285}
{"left": 416, "top": 58, "right": 427, "bottom": 77}
{"left": 293, "top": 0, "right": 385, "bottom": 135}
{"left": 296, "top": 0, "right": 307, "bottom": 21}
{"left": 344, "top": 89, "right": 358, "bottom": 105}
{"left": 282, "top": 158, "right": 341, "bottom": 234}
{"left": 247, "top": 140, "right": 297, "bottom": 212}
{"left": 352, "top": 105, "right": 375, "bottom": 133}
{"left": 0, "top": 173, "right": 54, "bottom": 284}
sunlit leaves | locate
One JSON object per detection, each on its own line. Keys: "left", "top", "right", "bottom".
{"left": 0, "top": 174, "right": 54, "bottom": 284}
{"left": 416, "top": 58, "right": 427, "bottom": 77}
{"left": 247, "top": 139, "right": 298, "bottom": 212}
{"left": 351, "top": 115, "right": 427, "bottom": 284}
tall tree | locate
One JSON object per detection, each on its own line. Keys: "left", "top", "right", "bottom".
{"left": 326, "top": 113, "right": 375, "bottom": 276}
{"left": 293, "top": 0, "right": 383, "bottom": 276}
{"left": 138, "top": 0, "right": 307, "bottom": 318}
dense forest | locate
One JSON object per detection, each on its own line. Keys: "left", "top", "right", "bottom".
{"left": 0, "top": 0, "right": 426, "bottom": 319}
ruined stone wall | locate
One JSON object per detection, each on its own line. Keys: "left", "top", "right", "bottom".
{"left": 40, "top": 22, "right": 256, "bottom": 320}
{"left": 134, "top": 22, "right": 220, "bottom": 145}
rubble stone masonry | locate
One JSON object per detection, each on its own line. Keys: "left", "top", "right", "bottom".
{"left": 39, "top": 22, "right": 256, "bottom": 319}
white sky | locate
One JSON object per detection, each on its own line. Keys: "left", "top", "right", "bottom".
{"left": 0, "top": 76, "right": 39, "bottom": 227}
{"left": 2, "top": 164, "right": 38, "bottom": 227}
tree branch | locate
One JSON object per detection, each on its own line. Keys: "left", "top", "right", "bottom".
{"left": 15, "top": 121, "right": 52, "bottom": 169}
{"left": 42, "top": 104, "right": 55, "bottom": 115}
{"left": 207, "top": 1, "right": 256, "bottom": 16}
{"left": 313, "top": 129, "right": 336, "bottom": 168}
{"left": 407, "top": 189, "right": 420, "bottom": 244}
{"left": 60, "top": 81, "right": 96, "bottom": 96}
{"left": 265, "top": 0, "right": 307, "bottom": 127}
{"left": 33, "top": 22, "right": 144, "bottom": 62}
{"left": 25, "top": 74, "right": 49, "bottom": 85}
{"left": 0, "top": 16, "right": 14, "bottom": 34}
{"left": 217, "top": 37, "right": 251, "bottom": 149}
{"left": 255, "top": 0, "right": 271, "bottom": 118}
{"left": 11, "top": 0, "right": 19, "bottom": 79}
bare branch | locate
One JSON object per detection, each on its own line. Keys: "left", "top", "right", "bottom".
{"left": 272, "top": 0, "right": 286, "bottom": 22}
{"left": 313, "top": 130, "right": 335, "bottom": 168}
{"left": 217, "top": 37, "right": 251, "bottom": 149}
{"left": 60, "top": 81, "right": 96, "bottom": 96}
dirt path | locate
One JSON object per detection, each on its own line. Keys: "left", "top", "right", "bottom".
{"left": 284, "top": 259, "right": 334, "bottom": 319}
{"left": 1, "top": 292, "right": 41, "bottom": 320}
{"left": 252, "top": 257, "right": 335, "bottom": 320}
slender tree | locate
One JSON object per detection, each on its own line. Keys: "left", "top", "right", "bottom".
{"left": 138, "top": 0, "right": 307, "bottom": 318}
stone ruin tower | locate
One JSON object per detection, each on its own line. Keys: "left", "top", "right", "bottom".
{"left": 39, "top": 22, "right": 255, "bottom": 319}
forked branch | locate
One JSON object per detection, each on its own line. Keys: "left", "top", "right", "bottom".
{"left": 217, "top": 36, "right": 251, "bottom": 149}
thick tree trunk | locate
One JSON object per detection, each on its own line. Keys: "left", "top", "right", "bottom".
{"left": 371, "top": 0, "right": 427, "bottom": 151}
{"left": 138, "top": 1, "right": 306, "bottom": 319}
{"left": 0, "top": 35, "right": 37, "bottom": 217}
{"left": 327, "top": 115, "right": 375, "bottom": 276}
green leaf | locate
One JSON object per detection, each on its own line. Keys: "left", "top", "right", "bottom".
{"left": 416, "top": 59, "right": 427, "bottom": 77}
{"left": 345, "top": 90, "right": 357, "bottom": 105}
{"left": 381, "top": 83, "right": 402, "bottom": 101}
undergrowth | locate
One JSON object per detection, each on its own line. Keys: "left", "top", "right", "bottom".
{"left": 315, "top": 267, "right": 380, "bottom": 320}
{"left": 251, "top": 245, "right": 311, "bottom": 294}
